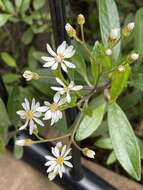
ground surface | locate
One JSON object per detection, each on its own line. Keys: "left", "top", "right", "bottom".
{"left": 0, "top": 151, "right": 142, "bottom": 190}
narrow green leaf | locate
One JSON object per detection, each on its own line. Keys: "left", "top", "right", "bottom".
{"left": 108, "top": 103, "right": 141, "bottom": 180}
{"left": 15, "top": 0, "right": 22, "bottom": 11}
{"left": 2, "top": 73, "right": 20, "bottom": 84}
{"left": 95, "top": 137, "right": 112, "bottom": 149}
{"left": 75, "top": 97, "right": 106, "bottom": 141}
{"left": 14, "top": 138, "right": 23, "bottom": 160}
{"left": 0, "top": 14, "right": 11, "bottom": 27}
{"left": 134, "top": 8, "right": 143, "bottom": 62}
{"left": 1, "top": 52, "right": 17, "bottom": 68}
{"left": 21, "top": 0, "right": 31, "bottom": 14}
{"left": 110, "top": 64, "right": 130, "bottom": 101}
{"left": 4, "top": 0, "right": 15, "bottom": 14}
{"left": 98, "top": 0, "right": 120, "bottom": 61}
{"left": 21, "top": 28, "right": 34, "bottom": 45}
{"left": 106, "top": 151, "right": 116, "bottom": 165}
{"left": 0, "top": 1, "right": 6, "bottom": 11}
{"left": 33, "top": 0, "right": 45, "bottom": 10}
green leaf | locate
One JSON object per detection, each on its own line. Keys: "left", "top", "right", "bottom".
{"left": 134, "top": 8, "right": 143, "bottom": 62}
{"left": 108, "top": 102, "right": 141, "bottom": 180}
{"left": 33, "top": 0, "right": 45, "bottom": 10}
{"left": 72, "top": 52, "right": 87, "bottom": 78}
{"left": 21, "top": 0, "right": 31, "bottom": 14}
{"left": 2, "top": 73, "right": 20, "bottom": 84}
{"left": 0, "top": 14, "right": 11, "bottom": 27}
{"left": 95, "top": 137, "right": 112, "bottom": 149}
{"left": 75, "top": 96, "right": 106, "bottom": 141}
{"left": 15, "top": 0, "right": 22, "bottom": 11}
{"left": 0, "top": 1, "right": 6, "bottom": 11}
{"left": 106, "top": 151, "right": 116, "bottom": 165}
{"left": 1, "top": 52, "right": 17, "bottom": 68}
{"left": 110, "top": 64, "right": 130, "bottom": 101}
{"left": 21, "top": 28, "right": 34, "bottom": 45}
{"left": 14, "top": 138, "right": 23, "bottom": 159}
{"left": 4, "top": 0, "right": 15, "bottom": 14}
{"left": 138, "top": 138, "right": 143, "bottom": 159}
{"left": 98, "top": 0, "right": 120, "bottom": 61}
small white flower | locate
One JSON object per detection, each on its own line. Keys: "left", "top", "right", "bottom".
{"left": 51, "top": 78, "right": 83, "bottom": 103}
{"left": 110, "top": 28, "right": 120, "bottom": 40}
{"left": 127, "top": 22, "right": 135, "bottom": 32}
{"left": 105, "top": 48, "right": 112, "bottom": 56}
{"left": 41, "top": 41, "right": 76, "bottom": 73}
{"left": 130, "top": 52, "right": 139, "bottom": 61}
{"left": 37, "top": 95, "right": 64, "bottom": 125}
{"left": 45, "top": 142, "right": 73, "bottom": 180}
{"left": 82, "top": 148, "right": 95, "bottom": 158}
{"left": 15, "top": 139, "right": 25, "bottom": 146}
{"left": 117, "top": 65, "right": 125, "bottom": 72}
{"left": 23, "top": 70, "right": 40, "bottom": 81}
{"left": 16, "top": 98, "right": 44, "bottom": 135}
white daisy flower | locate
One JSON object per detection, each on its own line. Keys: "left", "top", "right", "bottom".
{"left": 16, "top": 98, "right": 44, "bottom": 135}
{"left": 41, "top": 41, "right": 76, "bottom": 73}
{"left": 23, "top": 70, "right": 40, "bottom": 81}
{"left": 37, "top": 95, "right": 64, "bottom": 126}
{"left": 51, "top": 78, "right": 83, "bottom": 103}
{"left": 45, "top": 142, "right": 73, "bottom": 180}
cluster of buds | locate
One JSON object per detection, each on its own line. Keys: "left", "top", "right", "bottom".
{"left": 23, "top": 70, "right": 40, "bottom": 81}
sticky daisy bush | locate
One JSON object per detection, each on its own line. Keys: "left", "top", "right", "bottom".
{"left": 14, "top": 1, "right": 143, "bottom": 182}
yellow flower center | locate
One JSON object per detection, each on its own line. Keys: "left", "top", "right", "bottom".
{"left": 25, "top": 111, "right": 33, "bottom": 120}
{"left": 63, "top": 86, "right": 69, "bottom": 93}
{"left": 56, "top": 156, "right": 64, "bottom": 165}
{"left": 56, "top": 53, "right": 64, "bottom": 63}
{"left": 50, "top": 103, "right": 59, "bottom": 112}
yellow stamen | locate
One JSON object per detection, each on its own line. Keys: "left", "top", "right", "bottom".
{"left": 56, "top": 156, "right": 64, "bottom": 165}
{"left": 25, "top": 111, "right": 33, "bottom": 120}
{"left": 64, "top": 86, "right": 69, "bottom": 93}
{"left": 50, "top": 103, "right": 59, "bottom": 112}
{"left": 56, "top": 53, "right": 64, "bottom": 63}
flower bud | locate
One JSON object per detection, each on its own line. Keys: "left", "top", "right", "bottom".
{"left": 77, "top": 14, "right": 85, "bottom": 25}
{"left": 127, "top": 22, "right": 135, "bottom": 32}
{"left": 105, "top": 48, "right": 112, "bottom": 56}
{"left": 130, "top": 52, "right": 139, "bottom": 61}
{"left": 23, "top": 70, "right": 40, "bottom": 81}
{"left": 16, "top": 139, "right": 33, "bottom": 146}
{"left": 82, "top": 148, "right": 95, "bottom": 158}
{"left": 117, "top": 65, "right": 125, "bottom": 72}
{"left": 56, "top": 142, "right": 62, "bottom": 149}
{"left": 110, "top": 28, "right": 120, "bottom": 40}
{"left": 65, "top": 23, "right": 76, "bottom": 38}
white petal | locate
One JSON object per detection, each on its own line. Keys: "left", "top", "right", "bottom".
{"left": 41, "top": 56, "right": 55, "bottom": 62}
{"left": 33, "top": 112, "right": 41, "bottom": 118}
{"left": 56, "top": 77, "right": 65, "bottom": 87}
{"left": 57, "top": 41, "right": 67, "bottom": 54}
{"left": 64, "top": 61, "right": 76, "bottom": 68}
{"left": 64, "top": 156, "right": 72, "bottom": 160}
{"left": 51, "top": 86, "right": 64, "bottom": 92}
{"left": 36, "top": 106, "right": 48, "bottom": 112}
{"left": 66, "top": 93, "right": 71, "bottom": 103}
{"left": 31, "top": 98, "right": 36, "bottom": 111}
{"left": 48, "top": 172, "right": 56, "bottom": 181}
{"left": 24, "top": 98, "right": 30, "bottom": 110}
{"left": 51, "top": 62, "right": 58, "bottom": 70}
{"left": 19, "top": 120, "right": 28, "bottom": 130}
{"left": 43, "top": 61, "right": 55, "bottom": 67}
{"left": 52, "top": 147, "right": 59, "bottom": 157}
{"left": 46, "top": 44, "right": 56, "bottom": 56}
{"left": 44, "top": 101, "right": 50, "bottom": 106}
{"left": 64, "top": 161, "right": 73, "bottom": 168}
{"left": 61, "top": 63, "right": 68, "bottom": 73}
{"left": 45, "top": 155, "right": 56, "bottom": 161}
{"left": 16, "top": 110, "right": 26, "bottom": 116}
{"left": 45, "top": 160, "right": 56, "bottom": 166}
{"left": 33, "top": 117, "right": 44, "bottom": 126}
{"left": 53, "top": 165, "right": 60, "bottom": 174}
{"left": 47, "top": 163, "right": 57, "bottom": 173}
{"left": 71, "top": 85, "right": 83, "bottom": 91}
{"left": 44, "top": 110, "right": 52, "bottom": 120}
{"left": 58, "top": 167, "right": 63, "bottom": 178}
{"left": 64, "top": 148, "right": 72, "bottom": 157}
{"left": 68, "top": 81, "right": 74, "bottom": 89}
{"left": 53, "top": 93, "right": 60, "bottom": 103}
{"left": 64, "top": 46, "right": 75, "bottom": 58}
{"left": 61, "top": 145, "right": 67, "bottom": 156}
